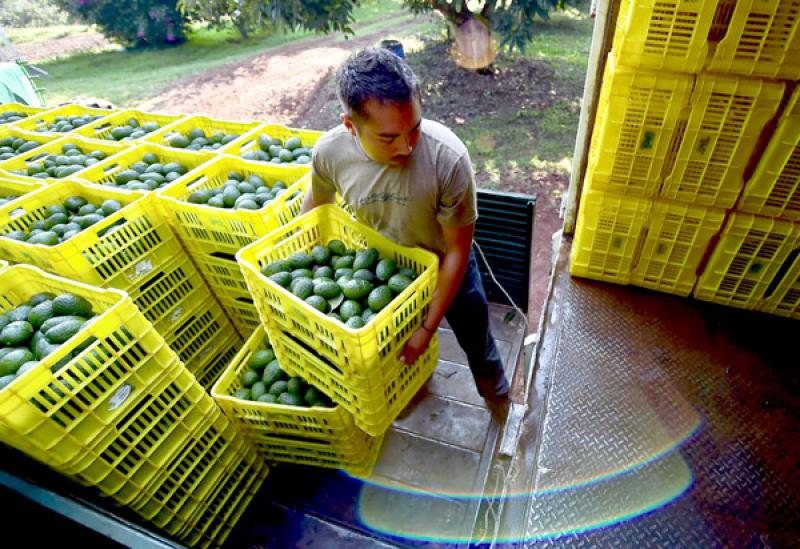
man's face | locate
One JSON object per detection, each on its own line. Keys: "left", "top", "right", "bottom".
{"left": 342, "top": 98, "right": 422, "bottom": 166}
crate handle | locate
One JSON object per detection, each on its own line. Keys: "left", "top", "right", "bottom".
{"left": 764, "top": 247, "right": 800, "bottom": 299}
{"left": 183, "top": 173, "right": 211, "bottom": 194}
{"left": 103, "top": 161, "right": 122, "bottom": 175}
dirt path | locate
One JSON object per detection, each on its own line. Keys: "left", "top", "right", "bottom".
{"left": 140, "top": 15, "right": 427, "bottom": 124}
{"left": 16, "top": 32, "right": 112, "bottom": 63}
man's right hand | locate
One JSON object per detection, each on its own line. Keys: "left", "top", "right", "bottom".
{"left": 399, "top": 325, "right": 434, "bottom": 365}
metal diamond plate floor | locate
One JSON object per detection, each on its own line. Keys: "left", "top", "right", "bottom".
{"left": 492, "top": 237, "right": 800, "bottom": 548}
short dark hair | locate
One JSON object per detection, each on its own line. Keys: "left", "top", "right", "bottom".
{"left": 336, "top": 47, "right": 420, "bottom": 117}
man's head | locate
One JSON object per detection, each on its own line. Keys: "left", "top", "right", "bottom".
{"left": 337, "top": 47, "right": 422, "bottom": 166}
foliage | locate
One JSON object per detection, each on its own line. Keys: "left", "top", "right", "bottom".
{"left": 179, "top": 0, "right": 359, "bottom": 39}
{"left": 403, "top": 0, "right": 573, "bottom": 53}
{"left": 0, "top": 0, "right": 70, "bottom": 27}
{"left": 52, "top": 0, "right": 188, "bottom": 47}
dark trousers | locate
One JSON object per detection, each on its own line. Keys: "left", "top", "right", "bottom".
{"left": 444, "top": 248, "right": 508, "bottom": 397}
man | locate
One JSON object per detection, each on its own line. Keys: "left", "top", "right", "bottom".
{"left": 301, "top": 47, "right": 509, "bottom": 402}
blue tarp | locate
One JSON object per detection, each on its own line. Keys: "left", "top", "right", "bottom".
{"left": 0, "top": 62, "right": 43, "bottom": 106}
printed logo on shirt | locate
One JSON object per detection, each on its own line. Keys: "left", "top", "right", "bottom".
{"left": 358, "top": 192, "right": 409, "bottom": 207}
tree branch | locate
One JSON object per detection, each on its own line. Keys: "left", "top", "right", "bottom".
{"left": 481, "top": 0, "right": 495, "bottom": 21}
{"left": 429, "top": 0, "right": 470, "bottom": 26}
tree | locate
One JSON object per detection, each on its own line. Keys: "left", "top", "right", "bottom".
{"left": 53, "top": 0, "right": 188, "bottom": 47}
{"left": 179, "top": 0, "right": 359, "bottom": 39}
{"left": 404, "top": 0, "right": 571, "bottom": 67}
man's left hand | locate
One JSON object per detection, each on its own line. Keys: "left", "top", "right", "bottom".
{"left": 399, "top": 326, "right": 434, "bottom": 365}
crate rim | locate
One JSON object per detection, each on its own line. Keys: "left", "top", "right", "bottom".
{"left": 236, "top": 203, "right": 439, "bottom": 335}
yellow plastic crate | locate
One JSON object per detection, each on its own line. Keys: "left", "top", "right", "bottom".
{"left": 252, "top": 430, "right": 383, "bottom": 477}
{"left": 739, "top": 86, "right": 800, "bottom": 221}
{"left": 181, "top": 249, "right": 262, "bottom": 335}
{"left": 586, "top": 53, "right": 694, "bottom": 197}
{"left": 0, "top": 264, "right": 187, "bottom": 467}
{"left": 212, "top": 326, "right": 383, "bottom": 474}
{"left": 270, "top": 326, "right": 439, "bottom": 436}
{"left": 0, "top": 126, "right": 59, "bottom": 161}
{"left": 760, "top": 222, "right": 800, "bottom": 319}
{"left": 161, "top": 295, "right": 238, "bottom": 377}
{"left": 0, "top": 259, "right": 6, "bottom": 271}
{"left": 193, "top": 331, "right": 243, "bottom": 391}
{"left": 228, "top": 123, "right": 323, "bottom": 167}
{"left": 0, "top": 103, "right": 52, "bottom": 126}
{"left": 130, "top": 408, "right": 241, "bottom": 526}
{"left": 631, "top": 199, "right": 726, "bottom": 296}
{"left": 157, "top": 156, "right": 308, "bottom": 255}
{"left": 73, "top": 143, "right": 215, "bottom": 192}
{"left": 237, "top": 204, "right": 438, "bottom": 375}
{"left": 661, "top": 75, "right": 784, "bottom": 208}
{"left": 694, "top": 212, "right": 800, "bottom": 310}
{"left": 13, "top": 104, "right": 116, "bottom": 134}
{"left": 134, "top": 409, "right": 259, "bottom": 539}
{"left": 571, "top": 189, "right": 652, "bottom": 285}
{"left": 709, "top": 0, "right": 800, "bottom": 80}
{"left": 145, "top": 114, "right": 261, "bottom": 152}
{"left": 62, "top": 365, "right": 216, "bottom": 503}
{"left": 125, "top": 253, "right": 215, "bottom": 338}
{"left": 174, "top": 436, "right": 267, "bottom": 549}
{"left": 216, "top": 294, "right": 261, "bottom": 336}
{"left": 189, "top": 249, "right": 251, "bottom": 297}
{"left": 74, "top": 109, "right": 187, "bottom": 142}
{"left": 0, "top": 180, "right": 182, "bottom": 288}
{"left": 0, "top": 176, "right": 44, "bottom": 209}
{"left": 0, "top": 134, "right": 126, "bottom": 183}
{"left": 612, "top": 0, "right": 714, "bottom": 73}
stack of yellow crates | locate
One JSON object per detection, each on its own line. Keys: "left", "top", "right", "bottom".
{"left": 0, "top": 102, "right": 370, "bottom": 545}
{"left": 0, "top": 265, "right": 267, "bottom": 548}
{"left": 572, "top": 0, "right": 800, "bottom": 318}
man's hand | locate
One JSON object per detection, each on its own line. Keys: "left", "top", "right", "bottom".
{"left": 399, "top": 325, "right": 434, "bottom": 365}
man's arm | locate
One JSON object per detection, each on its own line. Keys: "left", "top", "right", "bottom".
{"left": 301, "top": 173, "right": 336, "bottom": 214}
{"left": 399, "top": 222, "right": 474, "bottom": 365}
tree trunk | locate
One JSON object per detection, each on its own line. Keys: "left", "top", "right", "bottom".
{"left": 452, "top": 14, "right": 495, "bottom": 70}
{"left": 235, "top": 17, "right": 250, "bottom": 39}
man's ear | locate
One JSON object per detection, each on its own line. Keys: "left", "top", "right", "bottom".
{"left": 341, "top": 113, "right": 357, "bottom": 137}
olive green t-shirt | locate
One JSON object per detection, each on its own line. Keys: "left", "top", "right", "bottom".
{"left": 311, "top": 119, "right": 478, "bottom": 258}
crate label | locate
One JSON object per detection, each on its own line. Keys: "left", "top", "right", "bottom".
{"left": 128, "top": 259, "right": 154, "bottom": 280}
{"left": 109, "top": 383, "right": 134, "bottom": 411}
{"left": 198, "top": 343, "right": 214, "bottom": 361}
{"left": 170, "top": 306, "right": 185, "bottom": 323}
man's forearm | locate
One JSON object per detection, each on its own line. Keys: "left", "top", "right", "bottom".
{"left": 301, "top": 184, "right": 334, "bottom": 214}
{"left": 423, "top": 247, "right": 470, "bottom": 331}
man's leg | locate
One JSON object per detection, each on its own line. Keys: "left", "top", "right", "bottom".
{"left": 444, "top": 248, "right": 509, "bottom": 400}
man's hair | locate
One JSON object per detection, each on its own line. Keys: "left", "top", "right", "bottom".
{"left": 336, "top": 47, "right": 420, "bottom": 118}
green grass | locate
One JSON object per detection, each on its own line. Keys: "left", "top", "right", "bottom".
{"left": 454, "top": 7, "right": 592, "bottom": 182}
{"left": 456, "top": 101, "right": 578, "bottom": 181}
{"left": 522, "top": 9, "right": 594, "bottom": 69}
{"left": 6, "top": 25, "right": 94, "bottom": 44}
{"left": 38, "top": 0, "right": 409, "bottom": 106}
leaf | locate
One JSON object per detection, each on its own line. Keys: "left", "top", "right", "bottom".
{"left": 327, "top": 294, "right": 344, "bottom": 312}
